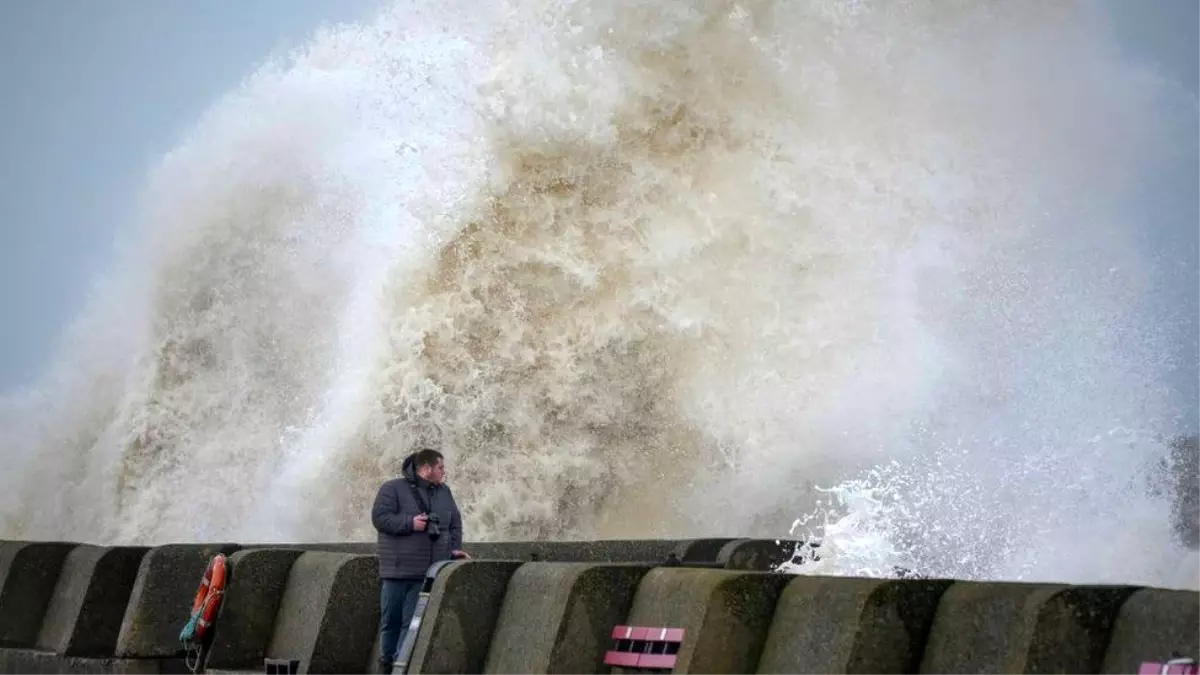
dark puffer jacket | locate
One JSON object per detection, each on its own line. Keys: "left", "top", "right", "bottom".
{"left": 371, "top": 454, "right": 463, "bottom": 579}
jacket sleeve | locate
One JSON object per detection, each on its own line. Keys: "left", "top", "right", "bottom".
{"left": 449, "top": 491, "right": 463, "bottom": 551}
{"left": 372, "top": 482, "right": 413, "bottom": 536}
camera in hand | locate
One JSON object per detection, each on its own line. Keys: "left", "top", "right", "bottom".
{"left": 425, "top": 513, "right": 441, "bottom": 540}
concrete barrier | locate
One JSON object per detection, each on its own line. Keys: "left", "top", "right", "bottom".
{"left": 676, "top": 539, "right": 739, "bottom": 563}
{"left": 717, "top": 539, "right": 809, "bottom": 571}
{"left": 265, "top": 552, "right": 378, "bottom": 674}
{"left": 242, "top": 543, "right": 376, "bottom": 555}
{"left": 113, "top": 543, "right": 241, "bottom": 659}
{"left": 484, "top": 563, "right": 651, "bottom": 674}
{"left": 248, "top": 539, "right": 743, "bottom": 564}
{"left": 36, "top": 545, "right": 149, "bottom": 657}
{"left": 271, "top": 539, "right": 732, "bottom": 564}
{"left": 622, "top": 567, "right": 790, "bottom": 673}
{"left": 919, "top": 581, "right": 1137, "bottom": 673}
{"left": 0, "top": 647, "right": 159, "bottom": 673}
{"left": 0, "top": 541, "right": 79, "bottom": 647}
{"left": 203, "top": 548, "right": 305, "bottom": 671}
{"left": 756, "top": 576, "right": 952, "bottom": 673}
{"left": 407, "top": 560, "right": 522, "bottom": 674}
{"left": 1101, "top": 587, "right": 1200, "bottom": 673}
{"left": 0, "top": 537, "right": 1195, "bottom": 675}
{"left": 464, "top": 540, "right": 683, "bottom": 564}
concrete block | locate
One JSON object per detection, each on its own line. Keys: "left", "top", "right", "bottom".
{"left": 408, "top": 560, "right": 522, "bottom": 674}
{"left": 622, "top": 567, "right": 790, "bottom": 673}
{"left": 465, "top": 540, "right": 682, "bottom": 563}
{"left": 242, "top": 543, "right": 376, "bottom": 555}
{"left": 452, "top": 543, "right": 540, "bottom": 561}
{"left": 756, "top": 576, "right": 952, "bottom": 673}
{"left": 484, "top": 563, "right": 651, "bottom": 674}
{"left": 114, "top": 543, "right": 240, "bottom": 658}
{"left": 1101, "top": 588, "right": 1200, "bottom": 673}
{"left": 676, "top": 539, "right": 739, "bottom": 563}
{"left": 533, "top": 540, "right": 681, "bottom": 563}
{"left": 36, "top": 545, "right": 149, "bottom": 657}
{"left": 717, "top": 539, "right": 808, "bottom": 571}
{"left": 0, "top": 647, "right": 168, "bottom": 673}
{"left": 266, "top": 552, "right": 378, "bottom": 674}
{"left": 0, "top": 541, "right": 79, "bottom": 647}
{"left": 919, "top": 581, "right": 1137, "bottom": 673}
{"left": 203, "top": 548, "right": 304, "bottom": 671}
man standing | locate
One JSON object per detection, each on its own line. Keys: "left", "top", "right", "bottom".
{"left": 371, "top": 448, "right": 469, "bottom": 673}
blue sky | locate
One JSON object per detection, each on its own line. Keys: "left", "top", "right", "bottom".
{"left": 0, "top": 0, "right": 378, "bottom": 386}
{"left": 0, "top": 0, "right": 1196, "bottom": 428}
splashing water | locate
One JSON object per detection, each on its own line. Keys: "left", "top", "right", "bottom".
{"left": 780, "top": 429, "right": 1199, "bottom": 590}
{"left": 0, "top": 0, "right": 1195, "bottom": 589}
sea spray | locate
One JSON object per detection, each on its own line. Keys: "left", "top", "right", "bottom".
{"left": 0, "top": 0, "right": 1192, "bottom": 589}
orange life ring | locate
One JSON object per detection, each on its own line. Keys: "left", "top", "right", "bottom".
{"left": 188, "top": 554, "right": 227, "bottom": 642}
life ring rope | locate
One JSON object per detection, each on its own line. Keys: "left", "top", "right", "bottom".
{"left": 179, "top": 554, "right": 228, "bottom": 673}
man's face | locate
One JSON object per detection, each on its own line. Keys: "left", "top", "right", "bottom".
{"left": 421, "top": 459, "right": 446, "bottom": 484}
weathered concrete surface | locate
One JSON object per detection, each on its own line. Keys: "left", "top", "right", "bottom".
{"left": 623, "top": 567, "right": 790, "bottom": 673}
{"left": 407, "top": 560, "right": 522, "bottom": 674}
{"left": 0, "top": 648, "right": 175, "bottom": 673}
{"left": 919, "top": 581, "right": 1137, "bottom": 673}
{"left": 36, "top": 545, "right": 149, "bottom": 657}
{"left": 465, "top": 540, "right": 683, "bottom": 563}
{"left": 675, "top": 539, "right": 739, "bottom": 563}
{"left": 114, "top": 543, "right": 241, "bottom": 658}
{"left": 267, "top": 538, "right": 737, "bottom": 563}
{"left": 484, "top": 563, "right": 651, "bottom": 674}
{"left": 717, "top": 539, "right": 807, "bottom": 571}
{"left": 266, "top": 552, "right": 377, "bottom": 674}
{"left": 203, "top": 548, "right": 304, "bottom": 671}
{"left": 0, "top": 541, "right": 79, "bottom": 647}
{"left": 242, "top": 543, "right": 376, "bottom": 555}
{"left": 757, "top": 576, "right": 952, "bottom": 673}
{"left": 1101, "top": 587, "right": 1200, "bottom": 673}
{"left": 6, "top": 536, "right": 1197, "bottom": 675}
{"left": 246, "top": 539, "right": 753, "bottom": 564}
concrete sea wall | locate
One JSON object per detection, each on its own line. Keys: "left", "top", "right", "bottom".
{"left": 0, "top": 537, "right": 1193, "bottom": 673}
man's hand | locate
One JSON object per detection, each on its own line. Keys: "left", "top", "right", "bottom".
{"left": 451, "top": 550, "right": 471, "bottom": 560}
{"left": 412, "top": 514, "right": 428, "bottom": 532}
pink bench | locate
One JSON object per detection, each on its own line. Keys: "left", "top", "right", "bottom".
{"left": 1139, "top": 658, "right": 1199, "bottom": 675}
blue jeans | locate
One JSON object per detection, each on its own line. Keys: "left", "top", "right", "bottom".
{"left": 379, "top": 578, "right": 422, "bottom": 670}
